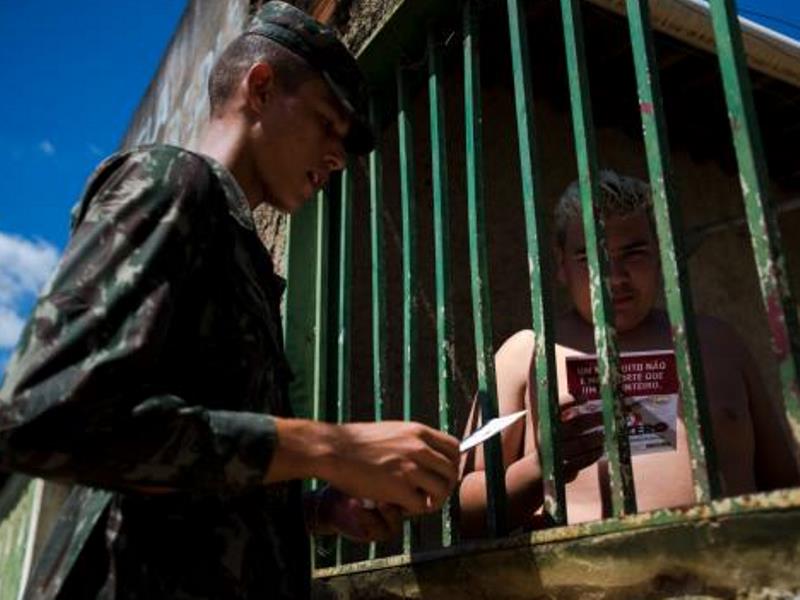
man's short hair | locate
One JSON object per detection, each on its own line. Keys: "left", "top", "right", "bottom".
{"left": 208, "top": 33, "right": 318, "bottom": 117}
{"left": 554, "top": 170, "right": 653, "bottom": 247}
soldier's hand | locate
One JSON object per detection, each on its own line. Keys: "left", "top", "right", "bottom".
{"left": 311, "top": 486, "right": 403, "bottom": 542}
{"left": 320, "top": 421, "right": 460, "bottom": 516}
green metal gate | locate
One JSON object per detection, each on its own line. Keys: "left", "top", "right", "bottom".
{"left": 282, "top": 0, "right": 800, "bottom": 578}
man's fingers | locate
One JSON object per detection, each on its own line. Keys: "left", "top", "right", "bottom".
{"left": 375, "top": 503, "right": 403, "bottom": 539}
{"left": 561, "top": 411, "right": 603, "bottom": 433}
{"left": 376, "top": 502, "right": 403, "bottom": 526}
{"left": 390, "top": 486, "right": 429, "bottom": 515}
{"left": 419, "top": 427, "right": 460, "bottom": 465}
{"left": 407, "top": 467, "right": 452, "bottom": 512}
{"left": 563, "top": 446, "right": 605, "bottom": 481}
{"left": 356, "top": 510, "right": 391, "bottom": 542}
{"left": 562, "top": 430, "right": 604, "bottom": 455}
{"left": 411, "top": 442, "right": 459, "bottom": 489}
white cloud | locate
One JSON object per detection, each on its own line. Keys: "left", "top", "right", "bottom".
{"left": 88, "top": 143, "right": 103, "bottom": 156}
{"left": 0, "top": 231, "right": 60, "bottom": 350}
{"left": 39, "top": 140, "right": 55, "bottom": 156}
{"left": 0, "top": 306, "right": 25, "bottom": 348}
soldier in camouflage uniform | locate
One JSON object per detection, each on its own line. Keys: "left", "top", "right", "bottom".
{"left": 0, "top": 3, "right": 460, "bottom": 598}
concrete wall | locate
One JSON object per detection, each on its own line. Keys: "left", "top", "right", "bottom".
{"left": 121, "top": 0, "right": 250, "bottom": 150}
{"left": 119, "top": 0, "right": 289, "bottom": 268}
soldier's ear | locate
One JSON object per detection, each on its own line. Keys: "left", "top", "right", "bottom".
{"left": 244, "top": 62, "right": 278, "bottom": 116}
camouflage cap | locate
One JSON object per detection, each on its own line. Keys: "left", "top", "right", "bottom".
{"left": 247, "top": 1, "right": 374, "bottom": 155}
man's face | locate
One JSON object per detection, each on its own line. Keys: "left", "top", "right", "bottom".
{"left": 557, "top": 210, "right": 660, "bottom": 333}
{"left": 252, "top": 72, "right": 350, "bottom": 213}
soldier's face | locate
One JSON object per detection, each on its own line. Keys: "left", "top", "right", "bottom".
{"left": 254, "top": 74, "right": 349, "bottom": 213}
{"left": 557, "top": 211, "right": 660, "bottom": 333}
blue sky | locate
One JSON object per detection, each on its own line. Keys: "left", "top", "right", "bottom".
{"left": 0, "top": 0, "right": 798, "bottom": 373}
{"left": 0, "top": 1, "right": 187, "bottom": 369}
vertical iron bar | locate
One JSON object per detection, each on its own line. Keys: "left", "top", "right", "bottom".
{"left": 368, "top": 99, "right": 387, "bottom": 561}
{"left": 313, "top": 189, "right": 330, "bottom": 439}
{"left": 559, "top": 0, "right": 637, "bottom": 516}
{"left": 625, "top": 0, "right": 722, "bottom": 502}
{"left": 463, "top": 0, "right": 509, "bottom": 537}
{"left": 335, "top": 169, "right": 353, "bottom": 566}
{"left": 369, "top": 99, "right": 387, "bottom": 437}
{"left": 428, "top": 29, "right": 457, "bottom": 547}
{"left": 708, "top": 0, "right": 800, "bottom": 456}
{"left": 311, "top": 189, "right": 332, "bottom": 570}
{"left": 505, "top": 0, "right": 566, "bottom": 525}
{"left": 397, "top": 66, "right": 420, "bottom": 553}
{"left": 282, "top": 216, "right": 292, "bottom": 340}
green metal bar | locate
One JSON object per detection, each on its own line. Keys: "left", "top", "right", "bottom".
{"left": 505, "top": 0, "right": 565, "bottom": 526}
{"left": 313, "top": 189, "right": 330, "bottom": 427}
{"left": 428, "top": 29, "right": 457, "bottom": 547}
{"left": 310, "top": 189, "right": 331, "bottom": 569}
{"left": 625, "top": 0, "right": 722, "bottom": 502}
{"left": 463, "top": 0, "right": 508, "bottom": 537}
{"left": 369, "top": 100, "right": 387, "bottom": 437}
{"left": 282, "top": 216, "right": 292, "bottom": 340}
{"left": 559, "top": 0, "right": 636, "bottom": 517}
{"left": 336, "top": 169, "right": 353, "bottom": 566}
{"left": 368, "top": 98, "right": 387, "bottom": 561}
{"left": 397, "top": 66, "right": 420, "bottom": 553}
{"left": 284, "top": 202, "right": 315, "bottom": 423}
{"left": 708, "top": 0, "right": 800, "bottom": 458}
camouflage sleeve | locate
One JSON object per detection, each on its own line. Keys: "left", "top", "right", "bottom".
{"left": 0, "top": 147, "right": 276, "bottom": 494}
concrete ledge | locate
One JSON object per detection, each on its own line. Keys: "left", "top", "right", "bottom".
{"left": 314, "top": 489, "right": 800, "bottom": 599}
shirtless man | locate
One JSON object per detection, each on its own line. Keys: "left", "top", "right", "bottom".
{"left": 459, "top": 170, "right": 798, "bottom": 536}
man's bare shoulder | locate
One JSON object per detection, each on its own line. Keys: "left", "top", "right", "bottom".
{"left": 496, "top": 325, "right": 583, "bottom": 361}
{"left": 497, "top": 329, "right": 535, "bottom": 354}
{"left": 496, "top": 330, "right": 536, "bottom": 368}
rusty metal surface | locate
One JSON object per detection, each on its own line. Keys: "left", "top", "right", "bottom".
{"left": 314, "top": 487, "right": 800, "bottom": 579}
{"left": 315, "top": 489, "right": 800, "bottom": 599}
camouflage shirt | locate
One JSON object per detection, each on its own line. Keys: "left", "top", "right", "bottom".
{"left": 0, "top": 145, "right": 309, "bottom": 599}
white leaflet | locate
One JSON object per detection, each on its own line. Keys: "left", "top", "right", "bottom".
{"left": 459, "top": 409, "right": 527, "bottom": 453}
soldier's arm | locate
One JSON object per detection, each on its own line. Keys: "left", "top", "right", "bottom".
{"left": 0, "top": 148, "right": 460, "bottom": 513}
{"left": 0, "top": 148, "right": 277, "bottom": 495}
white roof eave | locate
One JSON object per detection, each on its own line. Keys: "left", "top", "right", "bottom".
{"left": 589, "top": 0, "right": 800, "bottom": 88}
